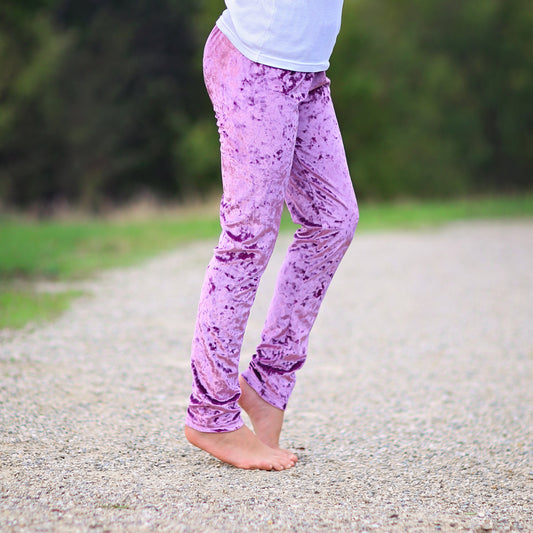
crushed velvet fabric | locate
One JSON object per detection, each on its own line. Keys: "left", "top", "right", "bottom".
{"left": 186, "top": 27, "right": 358, "bottom": 432}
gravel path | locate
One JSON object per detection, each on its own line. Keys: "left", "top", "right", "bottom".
{"left": 1, "top": 220, "right": 532, "bottom": 532}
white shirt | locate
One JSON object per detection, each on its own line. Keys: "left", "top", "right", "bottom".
{"left": 216, "top": 0, "right": 344, "bottom": 72}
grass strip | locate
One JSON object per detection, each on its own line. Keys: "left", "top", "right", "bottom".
{"left": 2, "top": 194, "right": 532, "bottom": 282}
{"left": 0, "top": 193, "right": 532, "bottom": 330}
{"left": 356, "top": 193, "right": 533, "bottom": 231}
{"left": 0, "top": 217, "right": 221, "bottom": 281}
{"left": 0, "top": 287, "right": 84, "bottom": 329}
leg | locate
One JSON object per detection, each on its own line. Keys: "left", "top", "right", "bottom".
{"left": 238, "top": 374, "right": 286, "bottom": 449}
{"left": 241, "top": 74, "right": 359, "bottom": 444}
{"left": 185, "top": 28, "right": 303, "bottom": 468}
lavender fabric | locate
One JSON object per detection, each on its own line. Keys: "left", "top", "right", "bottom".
{"left": 186, "top": 27, "right": 359, "bottom": 433}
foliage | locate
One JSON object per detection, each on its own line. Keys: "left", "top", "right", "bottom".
{"left": 0, "top": 0, "right": 209, "bottom": 209}
{"left": 0, "top": 0, "right": 532, "bottom": 208}
{"left": 330, "top": 0, "right": 533, "bottom": 199}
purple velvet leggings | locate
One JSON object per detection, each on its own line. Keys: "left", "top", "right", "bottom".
{"left": 186, "top": 27, "right": 359, "bottom": 433}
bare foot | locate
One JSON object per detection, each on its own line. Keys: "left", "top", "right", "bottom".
{"left": 238, "top": 376, "right": 297, "bottom": 463}
{"left": 184, "top": 424, "right": 296, "bottom": 471}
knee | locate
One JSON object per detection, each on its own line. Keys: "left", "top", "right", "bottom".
{"left": 345, "top": 199, "right": 359, "bottom": 242}
{"left": 214, "top": 222, "right": 278, "bottom": 272}
{"left": 299, "top": 199, "right": 358, "bottom": 252}
{"left": 329, "top": 197, "right": 359, "bottom": 247}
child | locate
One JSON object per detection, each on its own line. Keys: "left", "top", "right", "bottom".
{"left": 185, "top": 0, "right": 358, "bottom": 470}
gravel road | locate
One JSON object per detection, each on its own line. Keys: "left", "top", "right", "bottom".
{"left": 1, "top": 220, "right": 532, "bottom": 532}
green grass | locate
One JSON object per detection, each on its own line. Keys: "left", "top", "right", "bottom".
{"left": 0, "top": 216, "right": 221, "bottom": 281}
{"left": 1, "top": 193, "right": 532, "bottom": 329}
{"left": 0, "top": 214, "right": 220, "bottom": 329}
{"left": 0, "top": 287, "right": 84, "bottom": 329}
{"left": 355, "top": 193, "right": 533, "bottom": 231}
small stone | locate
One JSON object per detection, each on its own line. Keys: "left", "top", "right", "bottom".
{"left": 477, "top": 519, "right": 494, "bottom": 531}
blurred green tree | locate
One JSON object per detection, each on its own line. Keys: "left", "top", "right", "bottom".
{"left": 0, "top": 0, "right": 71, "bottom": 206}
{"left": 0, "top": 0, "right": 531, "bottom": 209}
{"left": 1, "top": 0, "right": 211, "bottom": 210}
{"left": 50, "top": 0, "right": 207, "bottom": 207}
{"left": 330, "top": 0, "right": 533, "bottom": 199}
